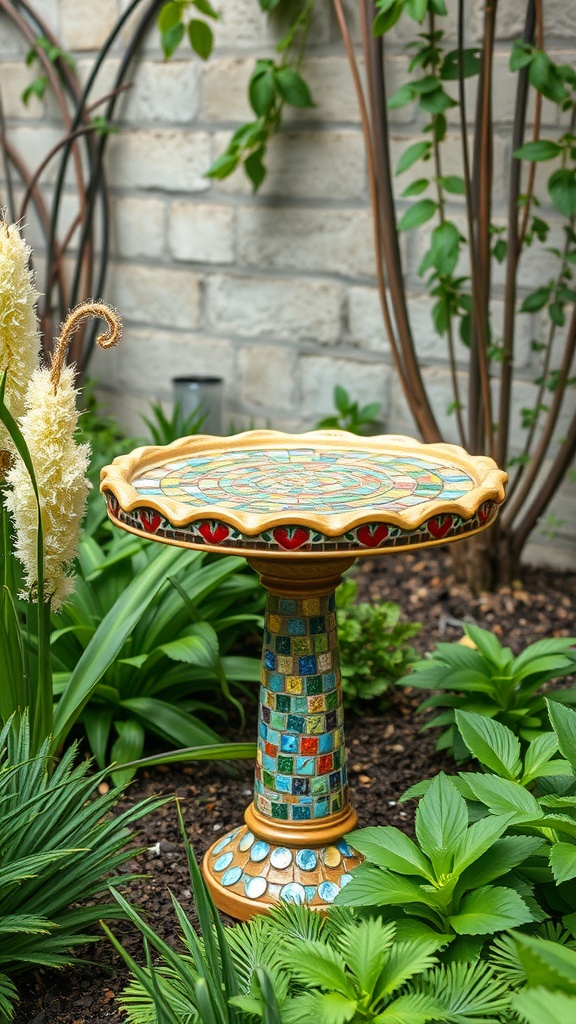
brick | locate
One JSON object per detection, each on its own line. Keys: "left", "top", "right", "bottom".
{"left": 448, "top": 51, "right": 564, "bottom": 129}
{"left": 237, "top": 206, "right": 375, "bottom": 278}
{"left": 119, "top": 59, "right": 202, "bottom": 125}
{"left": 108, "top": 263, "right": 202, "bottom": 330}
{"left": 0, "top": 62, "right": 44, "bottom": 118}
{"left": 203, "top": 58, "right": 253, "bottom": 122}
{"left": 92, "top": 327, "right": 235, "bottom": 398}
{"left": 238, "top": 345, "right": 298, "bottom": 410}
{"left": 169, "top": 201, "right": 235, "bottom": 264}
{"left": 348, "top": 286, "right": 389, "bottom": 353}
{"left": 6, "top": 126, "right": 65, "bottom": 186}
{"left": 110, "top": 197, "right": 166, "bottom": 260}
{"left": 473, "top": 0, "right": 576, "bottom": 41}
{"left": 213, "top": 129, "right": 366, "bottom": 200}
{"left": 299, "top": 355, "right": 391, "bottom": 426}
{"left": 60, "top": 0, "right": 118, "bottom": 50}
{"left": 206, "top": 274, "right": 343, "bottom": 343}
{"left": 107, "top": 130, "right": 211, "bottom": 191}
{"left": 213, "top": 0, "right": 330, "bottom": 49}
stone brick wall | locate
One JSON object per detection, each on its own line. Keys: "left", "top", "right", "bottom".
{"left": 0, "top": 0, "right": 575, "bottom": 565}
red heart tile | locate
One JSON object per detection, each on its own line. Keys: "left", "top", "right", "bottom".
{"left": 356, "top": 523, "right": 389, "bottom": 547}
{"left": 273, "top": 526, "right": 310, "bottom": 550}
{"left": 198, "top": 521, "right": 230, "bottom": 545}
{"left": 478, "top": 501, "right": 493, "bottom": 524}
{"left": 140, "top": 509, "right": 162, "bottom": 533}
{"left": 428, "top": 515, "right": 453, "bottom": 539}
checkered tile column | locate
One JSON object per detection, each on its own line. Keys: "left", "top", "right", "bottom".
{"left": 254, "top": 591, "right": 347, "bottom": 823}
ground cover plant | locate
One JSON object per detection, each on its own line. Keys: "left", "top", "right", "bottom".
{"left": 397, "top": 624, "right": 576, "bottom": 758}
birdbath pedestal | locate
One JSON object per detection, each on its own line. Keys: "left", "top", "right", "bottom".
{"left": 100, "top": 430, "right": 506, "bottom": 921}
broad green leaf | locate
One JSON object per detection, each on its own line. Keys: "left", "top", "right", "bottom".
{"left": 193, "top": 0, "right": 218, "bottom": 17}
{"left": 109, "top": 718, "right": 145, "bottom": 786}
{"left": 347, "top": 826, "right": 434, "bottom": 881}
{"left": 549, "top": 168, "right": 576, "bottom": 218}
{"left": 159, "top": 622, "right": 219, "bottom": 668}
{"left": 334, "top": 865, "right": 428, "bottom": 908}
{"left": 161, "top": 21, "right": 184, "bottom": 59}
{"left": 547, "top": 699, "right": 576, "bottom": 770}
{"left": 117, "top": 742, "right": 256, "bottom": 772}
{"left": 274, "top": 67, "right": 314, "bottom": 108}
{"left": 187, "top": 19, "right": 213, "bottom": 60}
{"left": 250, "top": 66, "right": 276, "bottom": 116}
{"left": 415, "top": 773, "right": 468, "bottom": 876}
{"left": 439, "top": 174, "right": 466, "bottom": 194}
{"left": 550, "top": 842, "right": 576, "bottom": 884}
{"left": 450, "top": 885, "right": 533, "bottom": 935}
{"left": 157, "top": 1, "right": 181, "bottom": 33}
{"left": 521, "top": 286, "right": 551, "bottom": 312}
{"left": 463, "top": 772, "right": 543, "bottom": 822}
{"left": 441, "top": 48, "right": 481, "bottom": 80}
{"left": 373, "top": 3, "right": 404, "bottom": 37}
{"left": 245, "top": 146, "right": 266, "bottom": 190}
{"left": 455, "top": 710, "right": 522, "bottom": 779}
{"left": 514, "top": 139, "right": 562, "bottom": 161}
{"left": 464, "top": 625, "right": 510, "bottom": 667}
{"left": 398, "top": 199, "right": 437, "bottom": 232}
{"left": 451, "top": 813, "right": 513, "bottom": 875}
{"left": 523, "top": 731, "right": 560, "bottom": 782}
{"left": 459, "top": 834, "right": 545, "bottom": 888}
{"left": 396, "top": 141, "right": 431, "bottom": 174}
{"left": 401, "top": 178, "right": 429, "bottom": 197}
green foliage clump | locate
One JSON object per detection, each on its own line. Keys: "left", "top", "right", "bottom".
{"left": 316, "top": 385, "right": 382, "bottom": 436}
{"left": 397, "top": 624, "right": 576, "bottom": 758}
{"left": 0, "top": 713, "right": 164, "bottom": 1021}
{"left": 337, "top": 578, "right": 421, "bottom": 713}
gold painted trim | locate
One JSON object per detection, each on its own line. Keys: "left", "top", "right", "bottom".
{"left": 100, "top": 430, "right": 507, "bottom": 537}
{"left": 243, "top": 802, "right": 358, "bottom": 848}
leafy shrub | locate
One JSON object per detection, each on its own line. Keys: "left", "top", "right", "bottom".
{"left": 509, "top": 932, "right": 576, "bottom": 1024}
{"left": 108, "top": 812, "right": 512, "bottom": 1024}
{"left": 336, "top": 578, "right": 421, "bottom": 712}
{"left": 397, "top": 625, "right": 576, "bottom": 758}
{"left": 52, "top": 530, "right": 263, "bottom": 781}
{"left": 336, "top": 771, "right": 540, "bottom": 959}
{"left": 0, "top": 713, "right": 164, "bottom": 1020}
{"left": 316, "top": 384, "right": 382, "bottom": 435}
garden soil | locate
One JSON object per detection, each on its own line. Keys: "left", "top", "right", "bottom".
{"left": 13, "top": 546, "right": 575, "bottom": 1024}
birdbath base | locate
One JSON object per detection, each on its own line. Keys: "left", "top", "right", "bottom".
{"left": 203, "top": 556, "right": 363, "bottom": 920}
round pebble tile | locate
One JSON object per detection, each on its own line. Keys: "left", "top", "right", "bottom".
{"left": 212, "top": 835, "right": 233, "bottom": 855}
{"left": 221, "top": 866, "right": 242, "bottom": 887}
{"left": 250, "top": 841, "right": 270, "bottom": 863}
{"left": 304, "top": 885, "right": 317, "bottom": 902}
{"left": 280, "top": 882, "right": 306, "bottom": 905}
{"left": 339, "top": 873, "right": 353, "bottom": 887}
{"left": 337, "top": 839, "right": 354, "bottom": 858}
{"left": 270, "top": 847, "right": 292, "bottom": 869}
{"left": 296, "top": 849, "right": 318, "bottom": 871}
{"left": 245, "top": 876, "right": 268, "bottom": 899}
{"left": 238, "top": 831, "right": 255, "bottom": 852}
{"left": 213, "top": 851, "right": 234, "bottom": 872}
{"left": 318, "top": 881, "right": 340, "bottom": 903}
{"left": 322, "top": 846, "right": 341, "bottom": 868}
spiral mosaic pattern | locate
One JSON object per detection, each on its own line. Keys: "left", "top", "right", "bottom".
{"left": 131, "top": 448, "right": 475, "bottom": 515}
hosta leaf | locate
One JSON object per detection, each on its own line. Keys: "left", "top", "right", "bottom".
{"left": 455, "top": 710, "right": 522, "bottom": 779}
{"left": 463, "top": 772, "right": 543, "bottom": 822}
{"left": 347, "top": 826, "right": 434, "bottom": 880}
{"left": 334, "top": 865, "right": 427, "bottom": 908}
{"left": 451, "top": 813, "right": 513, "bottom": 875}
{"left": 450, "top": 885, "right": 533, "bottom": 935}
{"left": 550, "top": 842, "right": 576, "bottom": 884}
{"left": 523, "top": 731, "right": 560, "bottom": 781}
{"left": 459, "top": 835, "right": 545, "bottom": 888}
{"left": 415, "top": 773, "right": 468, "bottom": 876}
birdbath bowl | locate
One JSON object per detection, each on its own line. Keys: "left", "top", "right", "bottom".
{"left": 101, "top": 429, "right": 507, "bottom": 921}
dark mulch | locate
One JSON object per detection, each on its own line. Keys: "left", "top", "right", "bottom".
{"left": 13, "top": 547, "right": 575, "bottom": 1024}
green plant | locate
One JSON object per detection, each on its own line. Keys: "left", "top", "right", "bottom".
{"left": 509, "top": 932, "right": 576, "bottom": 1024}
{"left": 141, "top": 398, "right": 208, "bottom": 446}
{"left": 336, "top": 772, "right": 540, "bottom": 957}
{"left": 316, "top": 385, "right": 383, "bottom": 436}
{"left": 0, "top": 712, "right": 165, "bottom": 1021}
{"left": 109, "top": 810, "right": 512, "bottom": 1024}
{"left": 336, "top": 578, "right": 421, "bottom": 712}
{"left": 397, "top": 625, "right": 576, "bottom": 758}
{"left": 51, "top": 528, "right": 263, "bottom": 781}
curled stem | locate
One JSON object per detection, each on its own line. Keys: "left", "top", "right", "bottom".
{"left": 49, "top": 300, "right": 122, "bottom": 390}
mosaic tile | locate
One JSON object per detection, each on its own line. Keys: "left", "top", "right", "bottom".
{"left": 301, "top": 736, "right": 318, "bottom": 755}
{"left": 276, "top": 636, "right": 291, "bottom": 655}
{"left": 305, "top": 676, "right": 323, "bottom": 695}
{"left": 271, "top": 802, "right": 289, "bottom": 820}
{"left": 280, "top": 734, "right": 298, "bottom": 753}
{"left": 277, "top": 755, "right": 294, "bottom": 773}
{"left": 292, "top": 636, "right": 312, "bottom": 655}
{"left": 292, "top": 697, "right": 308, "bottom": 713}
{"left": 279, "top": 598, "right": 297, "bottom": 613}
{"left": 299, "top": 655, "right": 317, "bottom": 676}
{"left": 318, "top": 733, "right": 334, "bottom": 754}
{"left": 302, "top": 598, "right": 321, "bottom": 615}
{"left": 309, "top": 616, "right": 325, "bottom": 634}
{"left": 309, "top": 695, "right": 326, "bottom": 713}
{"left": 277, "top": 655, "right": 293, "bottom": 673}
{"left": 288, "top": 618, "right": 306, "bottom": 636}
{"left": 292, "top": 805, "right": 311, "bottom": 821}
{"left": 286, "top": 676, "right": 303, "bottom": 694}
{"left": 296, "top": 756, "right": 315, "bottom": 775}
{"left": 275, "top": 695, "right": 290, "bottom": 713}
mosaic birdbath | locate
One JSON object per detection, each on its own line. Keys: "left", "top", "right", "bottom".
{"left": 100, "top": 429, "right": 507, "bottom": 920}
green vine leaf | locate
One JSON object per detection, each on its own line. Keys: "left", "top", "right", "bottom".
{"left": 398, "top": 199, "right": 437, "bottom": 231}
{"left": 514, "top": 140, "right": 562, "bottom": 162}
{"left": 397, "top": 141, "right": 432, "bottom": 173}
{"left": 548, "top": 168, "right": 576, "bottom": 218}
{"left": 187, "top": 18, "right": 213, "bottom": 59}
{"left": 274, "top": 67, "right": 314, "bottom": 108}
